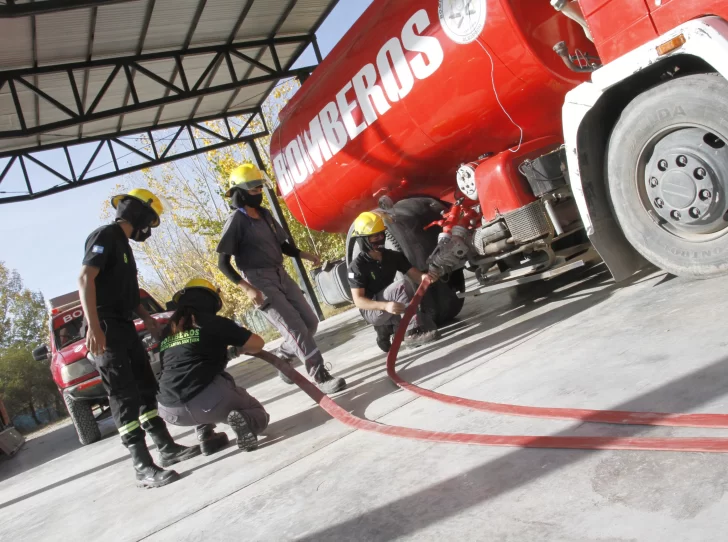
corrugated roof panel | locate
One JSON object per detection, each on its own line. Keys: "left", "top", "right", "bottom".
{"left": 5, "top": 83, "right": 37, "bottom": 129}
{"left": 208, "top": 61, "right": 234, "bottom": 89}
{"left": 132, "top": 59, "right": 178, "bottom": 102}
{"left": 227, "top": 81, "right": 274, "bottom": 109}
{"left": 0, "top": 89, "right": 22, "bottom": 133}
{"left": 35, "top": 9, "right": 92, "bottom": 67}
{"left": 234, "top": 0, "right": 288, "bottom": 41}
{"left": 277, "top": 0, "right": 328, "bottom": 35}
{"left": 93, "top": 0, "right": 152, "bottom": 60}
{"left": 91, "top": 70, "right": 129, "bottom": 115}
{"left": 229, "top": 47, "right": 267, "bottom": 79}
{"left": 81, "top": 117, "right": 127, "bottom": 139}
{"left": 189, "top": 0, "right": 242, "bottom": 47}
{"left": 118, "top": 109, "right": 166, "bottom": 137}
{"left": 194, "top": 91, "right": 236, "bottom": 117}
{"left": 0, "top": 135, "right": 42, "bottom": 155}
{"left": 180, "top": 53, "right": 224, "bottom": 91}
{"left": 39, "top": 126, "right": 85, "bottom": 148}
{"left": 34, "top": 72, "right": 79, "bottom": 114}
{"left": 0, "top": 18, "right": 33, "bottom": 69}
{"left": 270, "top": 42, "right": 305, "bottom": 70}
{"left": 146, "top": 98, "right": 197, "bottom": 127}
{"left": 143, "top": 0, "right": 199, "bottom": 53}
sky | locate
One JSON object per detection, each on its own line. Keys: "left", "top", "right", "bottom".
{"left": 0, "top": 0, "right": 373, "bottom": 302}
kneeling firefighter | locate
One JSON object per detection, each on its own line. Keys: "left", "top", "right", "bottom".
{"left": 156, "top": 279, "right": 268, "bottom": 453}
{"left": 216, "top": 164, "right": 346, "bottom": 394}
{"left": 78, "top": 189, "right": 201, "bottom": 489}
{"left": 348, "top": 211, "right": 440, "bottom": 353}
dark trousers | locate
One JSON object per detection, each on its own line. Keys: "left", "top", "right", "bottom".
{"left": 158, "top": 372, "right": 269, "bottom": 436}
{"left": 94, "top": 319, "right": 162, "bottom": 446}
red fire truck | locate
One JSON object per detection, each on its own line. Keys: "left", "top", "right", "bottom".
{"left": 271, "top": 0, "right": 728, "bottom": 312}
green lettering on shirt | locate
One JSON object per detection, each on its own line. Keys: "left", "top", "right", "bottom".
{"left": 160, "top": 328, "right": 201, "bottom": 352}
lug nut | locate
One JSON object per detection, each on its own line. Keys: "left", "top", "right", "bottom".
{"left": 689, "top": 207, "right": 701, "bottom": 219}
{"left": 658, "top": 159, "right": 668, "bottom": 171}
{"left": 649, "top": 177, "right": 659, "bottom": 187}
{"left": 700, "top": 189, "right": 712, "bottom": 201}
{"left": 671, "top": 210, "right": 681, "bottom": 220}
{"left": 695, "top": 167, "right": 707, "bottom": 180}
{"left": 654, "top": 197, "right": 664, "bottom": 208}
{"left": 676, "top": 155, "right": 688, "bottom": 167}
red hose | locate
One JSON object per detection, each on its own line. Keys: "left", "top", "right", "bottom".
{"left": 257, "top": 290, "right": 728, "bottom": 452}
{"left": 386, "top": 277, "right": 728, "bottom": 429}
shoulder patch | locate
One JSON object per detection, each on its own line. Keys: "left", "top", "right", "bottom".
{"left": 91, "top": 245, "right": 104, "bottom": 254}
{"left": 348, "top": 272, "right": 355, "bottom": 279}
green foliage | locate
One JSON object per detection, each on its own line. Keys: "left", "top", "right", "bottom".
{"left": 0, "top": 262, "right": 60, "bottom": 423}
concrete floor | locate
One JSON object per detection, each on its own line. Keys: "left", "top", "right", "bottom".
{"left": 2, "top": 264, "right": 728, "bottom": 541}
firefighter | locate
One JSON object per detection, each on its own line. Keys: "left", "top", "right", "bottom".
{"left": 216, "top": 164, "right": 346, "bottom": 394}
{"left": 78, "top": 188, "right": 201, "bottom": 489}
{"left": 156, "top": 279, "right": 268, "bottom": 453}
{"left": 348, "top": 211, "right": 440, "bottom": 353}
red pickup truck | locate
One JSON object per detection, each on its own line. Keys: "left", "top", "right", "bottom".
{"left": 33, "top": 289, "right": 171, "bottom": 445}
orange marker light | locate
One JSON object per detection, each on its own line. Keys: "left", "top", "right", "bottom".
{"left": 656, "top": 34, "right": 686, "bottom": 56}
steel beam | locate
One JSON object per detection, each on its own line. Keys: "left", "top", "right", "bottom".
{"left": 0, "top": 109, "right": 266, "bottom": 204}
{"left": 0, "top": 0, "right": 140, "bottom": 18}
{"left": 0, "top": 35, "right": 314, "bottom": 139}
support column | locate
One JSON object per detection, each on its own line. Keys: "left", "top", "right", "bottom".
{"left": 249, "top": 140, "right": 325, "bottom": 322}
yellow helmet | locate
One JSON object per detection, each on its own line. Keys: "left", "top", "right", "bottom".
{"left": 172, "top": 278, "right": 223, "bottom": 311}
{"left": 225, "top": 163, "right": 267, "bottom": 196}
{"left": 111, "top": 188, "right": 164, "bottom": 227}
{"left": 352, "top": 211, "right": 386, "bottom": 237}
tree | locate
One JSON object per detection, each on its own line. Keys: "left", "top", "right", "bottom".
{"left": 102, "top": 79, "right": 346, "bottom": 321}
{"left": 0, "top": 262, "right": 59, "bottom": 424}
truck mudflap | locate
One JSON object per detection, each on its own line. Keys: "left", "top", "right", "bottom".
{"left": 563, "top": 16, "right": 728, "bottom": 281}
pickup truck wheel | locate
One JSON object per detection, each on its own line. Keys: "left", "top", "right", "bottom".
{"left": 607, "top": 74, "right": 728, "bottom": 278}
{"left": 64, "top": 393, "right": 101, "bottom": 445}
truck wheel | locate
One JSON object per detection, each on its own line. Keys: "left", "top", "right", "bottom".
{"left": 64, "top": 394, "right": 101, "bottom": 445}
{"left": 607, "top": 73, "right": 728, "bottom": 278}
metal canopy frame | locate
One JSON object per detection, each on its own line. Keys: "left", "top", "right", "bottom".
{"left": 0, "top": 36, "right": 315, "bottom": 139}
{"left": 0, "top": 0, "right": 337, "bottom": 204}
{"left": 0, "top": 0, "right": 339, "bottom": 321}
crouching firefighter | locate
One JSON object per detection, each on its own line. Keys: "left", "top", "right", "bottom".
{"left": 78, "top": 189, "right": 201, "bottom": 489}
{"left": 216, "top": 164, "right": 346, "bottom": 394}
{"left": 348, "top": 211, "right": 440, "bottom": 353}
{"left": 156, "top": 279, "right": 268, "bottom": 453}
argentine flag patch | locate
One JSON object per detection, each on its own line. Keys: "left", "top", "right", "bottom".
{"left": 91, "top": 245, "right": 104, "bottom": 254}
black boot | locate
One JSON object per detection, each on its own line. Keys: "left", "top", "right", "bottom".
{"left": 374, "top": 324, "right": 394, "bottom": 353}
{"left": 227, "top": 410, "right": 258, "bottom": 452}
{"left": 128, "top": 441, "right": 180, "bottom": 489}
{"left": 145, "top": 423, "right": 202, "bottom": 467}
{"left": 196, "top": 424, "right": 229, "bottom": 456}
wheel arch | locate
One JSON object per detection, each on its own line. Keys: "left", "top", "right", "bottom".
{"left": 564, "top": 17, "right": 728, "bottom": 280}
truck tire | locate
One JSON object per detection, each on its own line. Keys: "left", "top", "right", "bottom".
{"left": 64, "top": 394, "right": 101, "bottom": 445}
{"left": 384, "top": 198, "right": 465, "bottom": 323}
{"left": 606, "top": 73, "right": 728, "bottom": 278}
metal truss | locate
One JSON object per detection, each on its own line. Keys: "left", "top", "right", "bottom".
{"left": 0, "top": 35, "right": 315, "bottom": 139}
{"left": 0, "top": 108, "right": 267, "bottom": 203}
{"left": 0, "top": 0, "right": 138, "bottom": 18}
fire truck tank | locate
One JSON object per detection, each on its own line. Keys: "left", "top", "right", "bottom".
{"left": 269, "top": 0, "right": 595, "bottom": 232}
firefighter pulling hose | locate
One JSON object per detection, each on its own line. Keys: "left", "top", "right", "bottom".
{"left": 257, "top": 276, "right": 728, "bottom": 453}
